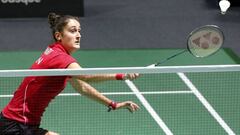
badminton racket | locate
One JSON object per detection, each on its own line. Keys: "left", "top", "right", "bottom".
{"left": 149, "top": 25, "right": 224, "bottom": 67}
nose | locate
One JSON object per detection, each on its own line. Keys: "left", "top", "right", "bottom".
{"left": 76, "top": 32, "right": 81, "bottom": 39}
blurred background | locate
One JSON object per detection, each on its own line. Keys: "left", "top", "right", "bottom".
{"left": 0, "top": 0, "right": 239, "bottom": 55}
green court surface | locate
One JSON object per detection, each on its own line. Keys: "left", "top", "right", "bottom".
{"left": 0, "top": 48, "right": 240, "bottom": 135}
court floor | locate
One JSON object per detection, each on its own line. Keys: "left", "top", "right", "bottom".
{"left": 0, "top": 48, "right": 239, "bottom": 134}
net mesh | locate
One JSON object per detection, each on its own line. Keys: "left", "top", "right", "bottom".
{"left": 0, "top": 65, "right": 239, "bottom": 135}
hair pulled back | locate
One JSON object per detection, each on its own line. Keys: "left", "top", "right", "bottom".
{"left": 48, "top": 12, "right": 80, "bottom": 41}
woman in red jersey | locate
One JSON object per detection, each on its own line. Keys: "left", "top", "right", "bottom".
{"left": 0, "top": 13, "right": 139, "bottom": 135}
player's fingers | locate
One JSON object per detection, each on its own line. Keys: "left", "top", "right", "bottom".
{"left": 116, "top": 101, "right": 140, "bottom": 113}
{"left": 125, "top": 73, "right": 140, "bottom": 80}
{"left": 127, "top": 102, "right": 140, "bottom": 112}
{"left": 133, "top": 73, "right": 140, "bottom": 78}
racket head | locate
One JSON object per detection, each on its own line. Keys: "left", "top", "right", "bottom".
{"left": 187, "top": 25, "right": 224, "bottom": 57}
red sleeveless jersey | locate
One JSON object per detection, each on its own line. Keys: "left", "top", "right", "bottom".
{"left": 2, "top": 42, "right": 76, "bottom": 125}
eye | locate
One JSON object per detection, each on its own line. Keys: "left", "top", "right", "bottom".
{"left": 70, "top": 29, "right": 77, "bottom": 33}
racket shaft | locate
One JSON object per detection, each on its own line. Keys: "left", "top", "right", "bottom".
{"left": 155, "top": 49, "right": 187, "bottom": 66}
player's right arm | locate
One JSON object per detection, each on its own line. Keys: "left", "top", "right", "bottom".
{"left": 67, "top": 62, "right": 139, "bottom": 82}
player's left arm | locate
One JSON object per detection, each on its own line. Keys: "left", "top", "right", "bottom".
{"left": 69, "top": 76, "right": 140, "bottom": 112}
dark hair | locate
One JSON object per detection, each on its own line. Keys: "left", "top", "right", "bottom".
{"left": 48, "top": 12, "right": 80, "bottom": 41}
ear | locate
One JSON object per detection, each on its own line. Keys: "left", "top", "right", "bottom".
{"left": 54, "top": 32, "right": 62, "bottom": 41}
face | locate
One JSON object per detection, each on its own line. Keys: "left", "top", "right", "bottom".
{"left": 56, "top": 19, "right": 81, "bottom": 54}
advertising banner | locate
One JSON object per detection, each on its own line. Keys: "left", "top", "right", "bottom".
{"left": 0, "top": 0, "right": 84, "bottom": 18}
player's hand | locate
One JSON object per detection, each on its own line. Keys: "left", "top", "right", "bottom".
{"left": 116, "top": 101, "right": 140, "bottom": 112}
{"left": 124, "top": 73, "right": 140, "bottom": 80}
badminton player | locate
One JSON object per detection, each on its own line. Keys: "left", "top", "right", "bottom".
{"left": 0, "top": 13, "right": 140, "bottom": 135}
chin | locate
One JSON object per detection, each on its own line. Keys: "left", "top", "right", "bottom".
{"left": 75, "top": 45, "right": 80, "bottom": 49}
{"left": 73, "top": 46, "right": 80, "bottom": 51}
{"left": 73, "top": 43, "right": 80, "bottom": 48}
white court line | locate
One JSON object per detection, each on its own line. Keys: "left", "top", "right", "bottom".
{"left": 177, "top": 73, "right": 236, "bottom": 135}
{"left": 125, "top": 80, "right": 174, "bottom": 135}
{"left": 0, "top": 90, "right": 193, "bottom": 98}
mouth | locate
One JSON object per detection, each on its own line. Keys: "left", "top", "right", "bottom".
{"left": 75, "top": 41, "right": 80, "bottom": 45}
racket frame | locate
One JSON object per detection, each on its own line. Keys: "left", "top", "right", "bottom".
{"left": 153, "top": 25, "right": 225, "bottom": 66}
{"left": 187, "top": 25, "right": 225, "bottom": 58}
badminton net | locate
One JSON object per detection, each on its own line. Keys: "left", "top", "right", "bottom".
{"left": 0, "top": 65, "right": 239, "bottom": 135}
